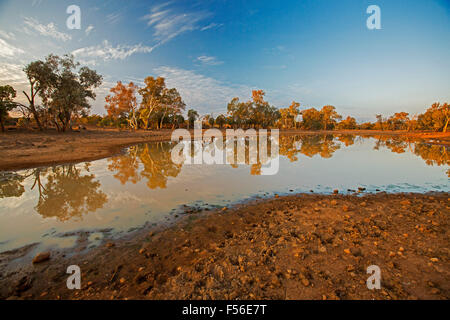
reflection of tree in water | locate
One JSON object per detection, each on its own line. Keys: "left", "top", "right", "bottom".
{"left": 298, "top": 135, "right": 341, "bottom": 158}
{"left": 108, "top": 142, "right": 182, "bottom": 189}
{"left": 372, "top": 135, "right": 449, "bottom": 177}
{"left": 0, "top": 172, "right": 26, "bottom": 198}
{"left": 35, "top": 164, "right": 107, "bottom": 221}
{"left": 414, "top": 143, "right": 449, "bottom": 167}
{"left": 108, "top": 146, "right": 141, "bottom": 184}
{"left": 139, "top": 143, "right": 182, "bottom": 189}
{"left": 373, "top": 135, "right": 412, "bottom": 154}
{"left": 337, "top": 134, "right": 356, "bottom": 147}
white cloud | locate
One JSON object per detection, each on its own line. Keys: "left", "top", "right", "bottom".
{"left": 196, "top": 55, "right": 223, "bottom": 66}
{"left": 0, "top": 38, "right": 25, "bottom": 58}
{"left": 85, "top": 25, "right": 94, "bottom": 36}
{"left": 200, "top": 23, "right": 222, "bottom": 31}
{"left": 0, "top": 30, "right": 15, "bottom": 40}
{"left": 72, "top": 40, "right": 156, "bottom": 64}
{"left": 154, "top": 66, "right": 252, "bottom": 114}
{"left": 0, "top": 63, "right": 27, "bottom": 84}
{"left": 23, "top": 17, "right": 71, "bottom": 41}
{"left": 142, "top": 3, "right": 211, "bottom": 45}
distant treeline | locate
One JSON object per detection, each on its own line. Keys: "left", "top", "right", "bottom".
{"left": 0, "top": 54, "right": 448, "bottom": 132}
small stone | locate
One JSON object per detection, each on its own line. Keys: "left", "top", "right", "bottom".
{"left": 139, "top": 248, "right": 146, "bottom": 254}
{"left": 301, "top": 278, "right": 310, "bottom": 287}
{"left": 106, "top": 242, "right": 115, "bottom": 248}
{"left": 430, "top": 257, "right": 439, "bottom": 262}
{"left": 119, "top": 278, "right": 126, "bottom": 284}
{"left": 32, "top": 252, "right": 50, "bottom": 264}
{"left": 389, "top": 251, "right": 396, "bottom": 257}
{"left": 431, "top": 288, "right": 440, "bottom": 294}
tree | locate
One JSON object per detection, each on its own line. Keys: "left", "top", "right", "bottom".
{"left": 215, "top": 114, "right": 226, "bottom": 128}
{"left": 23, "top": 59, "right": 56, "bottom": 130}
{"left": 187, "top": 109, "right": 199, "bottom": 129}
{"left": 337, "top": 116, "right": 357, "bottom": 130}
{"left": 157, "top": 87, "right": 185, "bottom": 129}
{"left": 320, "top": 105, "right": 341, "bottom": 130}
{"left": 300, "top": 108, "right": 322, "bottom": 130}
{"left": 0, "top": 85, "right": 17, "bottom": 132}
{"left": 105, "top": 81, "right": 139, "bottom": 130}
{"left": 138, "top": 77, "right": 185, "bottom": 130}
{"left": 38, "top": 54, "right": 102, "bottom": 132}
{"left": 418, "top": 102, "right": 449, "bottom": 132}
{"left": 375, "top": 114, "right": 384, "bottom": 131}
{"left": 138, "top": 76, "right": 166, "bottom": 129}
{"left": 208, "top": 115, "right": 215, "bottom": 128}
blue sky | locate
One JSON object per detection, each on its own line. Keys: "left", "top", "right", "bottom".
{"left": 0, "top": 0, "right": 449, "bottom": 121}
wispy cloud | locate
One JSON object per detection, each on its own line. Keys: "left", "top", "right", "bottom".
{"left": 154, "top": 66, "right": 252, "bottom": 114}
{"left": 85, "top": 25, "right": 94, "bottom": 36}
{"left": 200, "top": 23, "right": 222, "bottom": 31}
{"left": 196, "top": 55, "right": 223, "bottom": 66}
{"left": 142, "top": 2, "right": 211, "bottom": 45}
{"left": 0, "top": 30, "right": 15, "bottom": 40}
{"left": 72, "top": 40, "right": 156, "bottom": 64}
{"left": 0, "top": 63, "right": 27, "bottom": 84}
{"left": 23, "top": 17, "right": 71, "bottom": 41}
{"left": 106, "top": 13, "right": 122, "bottom": 25}
{"left": 0, "top": 38, "right": 25, "bottom": 58}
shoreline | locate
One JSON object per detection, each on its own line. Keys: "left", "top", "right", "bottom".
{"left": 1, "top": 192, "right": 448, "bottom": 300}
{"left": 0, "top": 128, "right": 449, "bottom": 172}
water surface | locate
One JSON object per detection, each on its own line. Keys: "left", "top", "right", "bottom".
{"left": 0, "top": 134, "right": 448, "bottom": 254}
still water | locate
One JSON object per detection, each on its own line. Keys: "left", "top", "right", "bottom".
{"left": 0, "top": 134, "right": 448, "bottom": 254}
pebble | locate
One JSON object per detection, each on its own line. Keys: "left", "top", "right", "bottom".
{"left": 32, "top": 252, "right": 50, "bottom": 264}
{"left": 301, "top": 278, "right": 310, "bottom": 287}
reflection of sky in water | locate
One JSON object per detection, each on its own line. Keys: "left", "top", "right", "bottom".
{"left": 0, "top": 135, "right": 448, "bottom": 254}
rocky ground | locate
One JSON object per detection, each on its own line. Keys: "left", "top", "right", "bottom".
{"left": 1, "top": 192, "right": 448, "bottom": 300}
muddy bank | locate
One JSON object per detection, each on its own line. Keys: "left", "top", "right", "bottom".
{"left": 1, "top": 129, "right": 448, "bottom": 171}
{"left": 1, "top": 192, "right": 448, "bottom": 300}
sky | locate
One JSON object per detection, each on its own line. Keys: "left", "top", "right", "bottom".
{"left": 0, "top": 0, "right": 449, "bottom": 121}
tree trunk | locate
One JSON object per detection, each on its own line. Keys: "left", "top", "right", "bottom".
{"left": 0, "top": 116, "right": 4, "bottom": 132}
{"left": 443, "top": 118, "right": 449, "bottom": 133}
